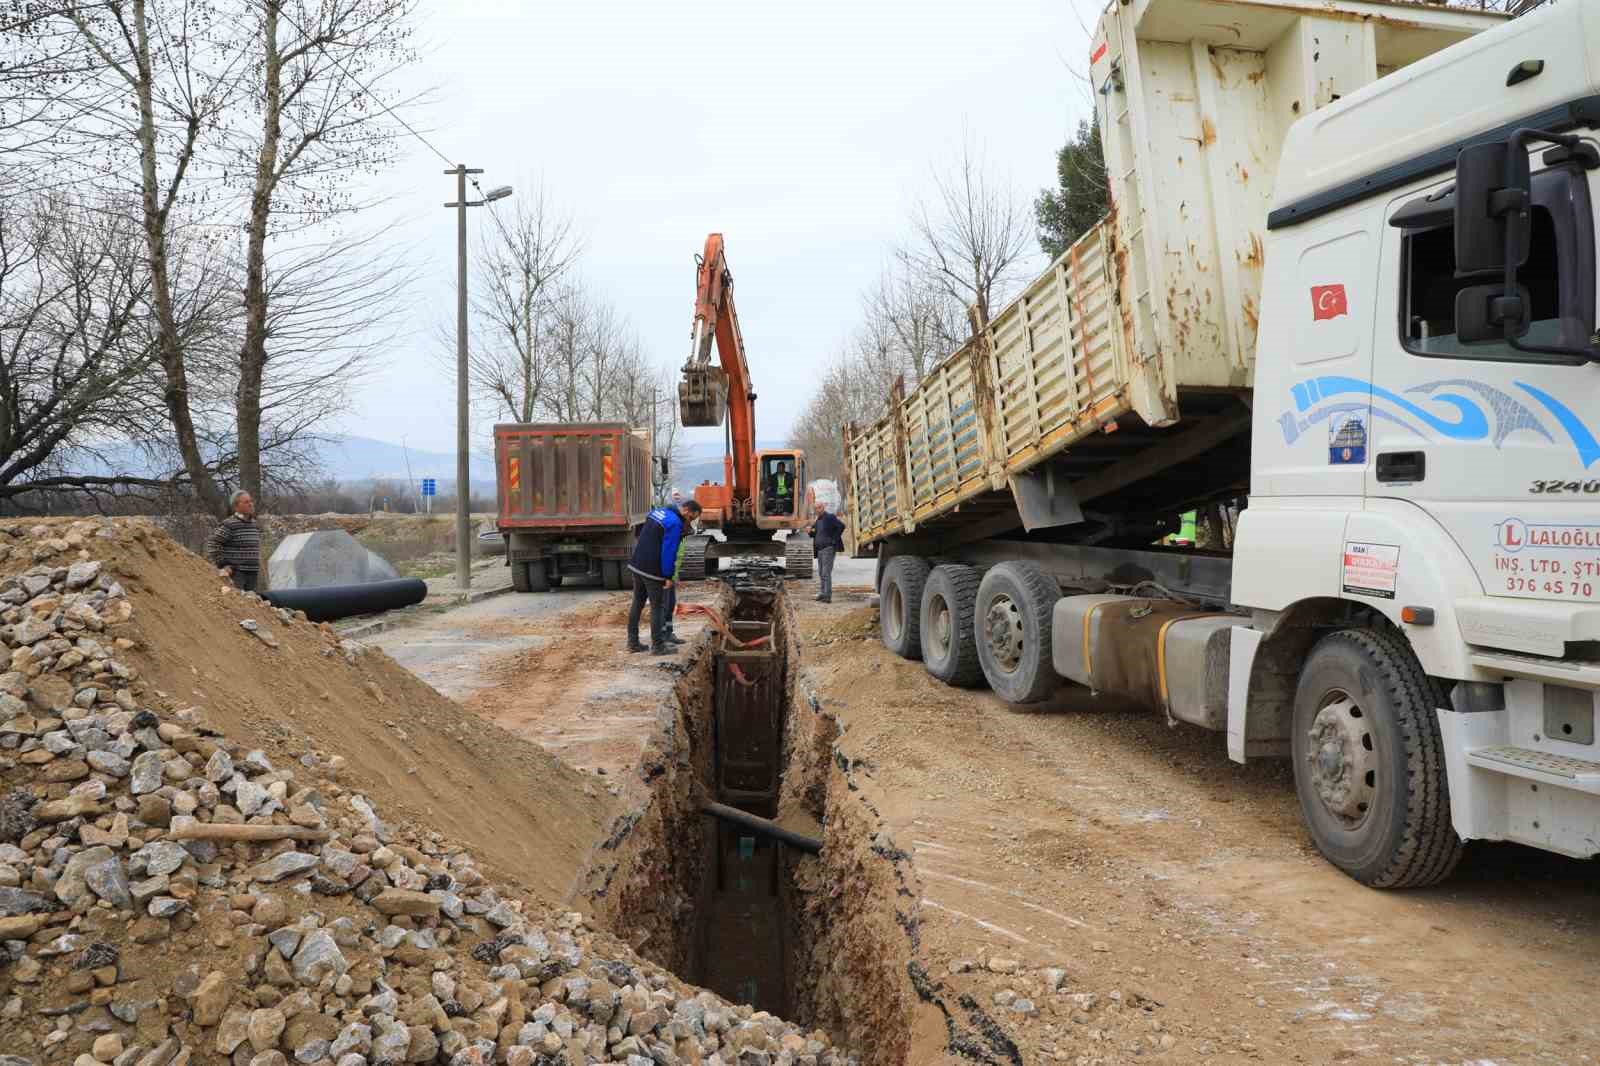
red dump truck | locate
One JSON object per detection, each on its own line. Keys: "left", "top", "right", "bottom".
{"left": 494, "top": 422, "right": 655, "bottom": 592}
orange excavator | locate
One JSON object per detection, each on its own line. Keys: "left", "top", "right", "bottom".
{"left": 676, "top": 233, "right": 813, "bottom": 581}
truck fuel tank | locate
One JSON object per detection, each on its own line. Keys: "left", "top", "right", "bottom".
{"left": 1052, "top": 594, "right": 1237, "bottom": 731}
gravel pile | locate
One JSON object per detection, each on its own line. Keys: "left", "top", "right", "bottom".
{"left": 0, "top": 536, "right": 853, "bottom": 1066}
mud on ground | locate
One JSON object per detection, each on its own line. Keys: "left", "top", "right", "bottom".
{"left": 800, "top": 604, "right": 1600, "bottom": 1065}
{"left": 454, "top": 585, "right": 722, "bottom": 782}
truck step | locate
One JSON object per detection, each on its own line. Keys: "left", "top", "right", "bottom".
{"left": 1466, "top": 745, "right": 1600, "bottom": 793}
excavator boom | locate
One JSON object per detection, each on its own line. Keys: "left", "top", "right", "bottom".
{"left": 673, "top": 233, "right": 813, "bottom": 583}
{"left": 679, "top": 233, "right": 755, "bottom": 507}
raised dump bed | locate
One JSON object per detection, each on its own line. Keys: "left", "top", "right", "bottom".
{"left": 847, "top": 0, "right": 1497, "bottom": 552}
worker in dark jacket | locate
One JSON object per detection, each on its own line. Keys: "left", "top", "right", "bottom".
{"left": 806, "top": 500, "right": 846, "bottom": 603}
{"left": 205, "top": 491, "right": 263, "bottom": 592}
{"left": 628, "top": 499, "right": 701, "bottom": 655}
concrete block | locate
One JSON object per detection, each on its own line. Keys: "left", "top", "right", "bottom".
{"left": 268, "top": 530, "right": 400, "bottom": 589}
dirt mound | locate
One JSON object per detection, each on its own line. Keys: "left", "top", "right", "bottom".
{"left": 0, "top": 531, "right": 853, "bottom": 1065}
{"left": 805, "top": 608, "right": 878, "bottom": 648}
{"left": 0, "top": 518, "right": 613, "bottom": 906}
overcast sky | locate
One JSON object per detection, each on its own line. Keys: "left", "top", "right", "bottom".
{"left": 342, "top": 0, "right": 1098, "bottom": 456}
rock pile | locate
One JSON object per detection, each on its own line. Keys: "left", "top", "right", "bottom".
{"left": 0, "top": 544, "right": 854, "bottom": 1066}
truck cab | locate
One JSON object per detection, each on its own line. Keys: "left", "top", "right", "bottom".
{"left": 1239, "top": 1, "right": 1600, "bottom": 869}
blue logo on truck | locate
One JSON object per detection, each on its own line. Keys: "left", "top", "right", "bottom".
{"left": 1279, "top": 376, "right": 1600, "bottom": 467}
{"left": 1327, "top": 412, "right": 1367, "bottom": 464}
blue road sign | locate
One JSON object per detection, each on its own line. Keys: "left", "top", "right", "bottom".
{"left": 420, "top": 478, "right": 437, "bottom": 497}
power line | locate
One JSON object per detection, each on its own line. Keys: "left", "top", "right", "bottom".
{"left": 262, "top": 0, "right": 458, "bottom": 170}
{"left": 266, "top": 0, "right": 521, "bottom": 252}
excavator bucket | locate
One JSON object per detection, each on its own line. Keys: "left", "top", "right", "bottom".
{"left": 679, "top": 364, "right": 728, "bottom": 427}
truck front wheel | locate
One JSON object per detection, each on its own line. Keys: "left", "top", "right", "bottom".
{"left": 879, "top": 556, "right": 930, "bottom": 659}
{"left": 1291, "top": 629, "right": 1463, "bottom": 888}
{"left": 920, "top": 565, "right": 984, "bottom": 687}
{"left": 974, "top": 561, "right": 1061, "bottom": 704}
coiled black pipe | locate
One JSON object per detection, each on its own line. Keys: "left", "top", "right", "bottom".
{"left": 263, "top": 578, "right": 427, "bottom": 623}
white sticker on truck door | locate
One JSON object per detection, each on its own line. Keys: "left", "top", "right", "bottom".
{"left": 1343, "top": 542, "right": 1399, "bottom": 599}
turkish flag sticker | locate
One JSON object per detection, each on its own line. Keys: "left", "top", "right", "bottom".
{"left": 1311, "top": 284, "right": 1349, "bottom": 321}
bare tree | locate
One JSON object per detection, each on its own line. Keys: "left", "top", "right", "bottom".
{"left": 51, "top": 0, "right": 251, "bottom": 513}
{"left": 0, "top": 192, "right": 154, "bottom": 497}
{"left": 898, "top": 139, "right": 1034, "bottom": 331}
{"left": 788, "top": 348, "right": 896, "bottom": 482}
{"left": 470, "top": 180, "right": 583, "bottom": 422}
{"left": 542, "top": 283, "right": 592, "bottom": 422}
{"left": 234, "top": 0, "right": 420, "bottom": 504}
{"left": 861, "top": 259, "right": 963, "bottom": 386}
{"left": 649, "top": 367, "right": 686, "bottom": 502}
{"left": 239, "top": 227, "right": 412, "bottom": 497}
{"left": 0, "top": 191, "right": 243, "bottom": 502}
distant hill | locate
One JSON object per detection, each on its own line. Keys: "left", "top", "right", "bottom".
{"left": 670, "top": 459, "right": 727, "bottom": 490}
{"left": 316, "top": 436, "right": 496, "bottom": 489}
{"left": 71, "top": 435, "right": 499, "bottom": 495}
{"left": 670, "top": 438, "right": 794, "bottom": 493}
{"left": 76, "top": 433, "right": 793, "bottom": 496}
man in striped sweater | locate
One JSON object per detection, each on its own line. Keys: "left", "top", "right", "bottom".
{"left": 205, "top": 491, "right": 262, "bottom": 592}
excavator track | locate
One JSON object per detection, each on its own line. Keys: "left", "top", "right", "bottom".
{"left": 680, "top": 535, "right": 713, "bottom": 582}
{"left": 784, "top": 535, "right": 814, "bottom": 579}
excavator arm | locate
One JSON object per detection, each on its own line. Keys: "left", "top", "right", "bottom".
{"left": 679, "top": 233, "right": 756, "bottom": 507}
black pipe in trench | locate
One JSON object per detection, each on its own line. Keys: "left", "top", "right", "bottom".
{"left": 700, "top": 801, "right": 822, "bottom": 854}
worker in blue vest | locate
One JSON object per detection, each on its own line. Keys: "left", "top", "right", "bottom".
{"left": 628, "top": 499, "right": 701, "bottom": 655}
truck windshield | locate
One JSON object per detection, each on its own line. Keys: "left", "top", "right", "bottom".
{"left": 1398, "top": 165, "right": 1594, "bottom": 363}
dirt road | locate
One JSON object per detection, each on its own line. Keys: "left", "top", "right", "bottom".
{"left": 370, "top": 565, "right": 1598, "bottom": 1064}
{"left": 804, "top": 606, "right": 1600, "bottom": 1065}
{"left": 369, "top": 576, "right": 734, "bottom": 778}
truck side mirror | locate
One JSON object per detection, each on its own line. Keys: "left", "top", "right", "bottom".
{"left": 1454, "top": 141, "right": 1530, "bottom": 275}
{"left": 1454, "top": 282, "right": 1530, "bottom": 343}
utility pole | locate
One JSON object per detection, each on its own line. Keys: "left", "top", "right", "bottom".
{"left": 444, "top": 167, "right": 511, "bottom": 592}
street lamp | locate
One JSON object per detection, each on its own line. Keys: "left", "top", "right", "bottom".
{"left": 444, "top": 168, "right": 512, "bottom": 593}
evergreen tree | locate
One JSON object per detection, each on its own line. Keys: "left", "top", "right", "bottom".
{"left": 1035, "top": 119, "right": 1109, "bottom": 259}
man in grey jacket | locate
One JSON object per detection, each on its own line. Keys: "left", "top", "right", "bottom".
{"left": 205, "top": 491, "right": 262, "bottom": 592}
{"left": 806, "top": 501, "right": 845, "bottom": 603}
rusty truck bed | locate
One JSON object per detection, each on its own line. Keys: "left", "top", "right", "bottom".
{"left": 846, "top": 0, "right": 1487, "bottom": 552}
{"left": 848, "top": 220, "right": 1142, "bottom": 547}
{"left": 495, "top": 422, "right": 651, "bottom": 532}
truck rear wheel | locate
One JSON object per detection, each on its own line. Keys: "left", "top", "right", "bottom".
{"left": 975, "top": 561, "right": 1061, "bottom": 704}
{"left": 1291, "top": 628, "right": 1463, "bottom": 888}
{"left": 785, "top": 535, "right": 814, "bottom": 579}
{"left": 879, "top": 556, "right": 930, "bottom": 659}
{"left": 920, "top": 565, "right": 983, "bottom": 687}
{"left": 513, "top": 560, "right": 549, "bottom": 593}
{"left": 601, "top": 561, "right": 623, "bottom": 590}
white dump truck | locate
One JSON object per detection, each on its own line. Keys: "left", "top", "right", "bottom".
{"left": 845, "top": 0, "right": 1600, "bottom": 886}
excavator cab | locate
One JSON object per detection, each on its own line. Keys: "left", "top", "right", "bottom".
{"left": 755, "top": 450, "right": 805, "bottom": 528}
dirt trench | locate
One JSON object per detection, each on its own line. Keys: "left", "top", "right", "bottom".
{"left": 575, "top": 572, "right": 1027, "bottom": 1066}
